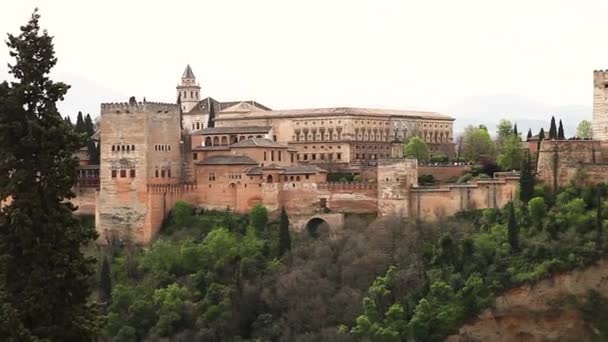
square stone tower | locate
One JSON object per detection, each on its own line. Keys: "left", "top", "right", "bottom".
{"left": 96, "top": 99, "right": 183, "bottom": 243}
{"left": 593, "top": 70, "right": 608, "bottom": 140}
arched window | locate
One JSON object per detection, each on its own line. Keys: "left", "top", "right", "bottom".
{"left": 205, "top": 137, "right": 212, "bottom": 146}
{"left": 131, "top": 145, "right": 135, "bottom": 151}
{"left": 267, "top": 175, "right": 273, "bottom": 183}
{"left": 221, "top": 136, "right": 228, "bottom": 146}
{"left": 213, "top": 136, "right": 219, "bottom": 146}
{"left": 296, "top": 176, "right": 301, "bottom": 181}
{"left": 111, "top": 145, "right": 115, "bottom": 152}
{"left": 196, "top": 122, "right": 200, "bottom": 130}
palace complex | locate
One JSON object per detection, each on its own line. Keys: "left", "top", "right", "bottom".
{"left": 74, "top": 65, "right": 608, "bottom": 245}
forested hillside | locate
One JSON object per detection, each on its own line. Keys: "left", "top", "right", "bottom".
{"left": 94, "top": 182, "right": 608, "bottom": 341}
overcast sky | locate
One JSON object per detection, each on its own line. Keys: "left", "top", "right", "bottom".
{"left": 2, "top": 0, "right": 608, "bottom": 134}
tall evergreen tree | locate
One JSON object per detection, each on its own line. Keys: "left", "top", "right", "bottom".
{"left": 0, "top": 10, "right": 98, "bottom": 340}
{"left": 526, "top": 128, "right": 532, "bottom": 141}
{"left": 75, "top": 111, "right": 85, "bottom": 133}
{"left": 278, "top": 207, "right": 292, "bottom": 257}
{"left": 64, "top": 116, "right": 72, "bottom": 126}
{"left": 207, "top": 99, "right": 216, "bottom": 128}
{"left": 87, "top": 139, "right": 100, "bottom": 165}
{"left": 558, "top": 119, "right": 565, "bottom": 140}
{"left": 519, "top": 152, "right": 534, "bottom": 203}
{"left": 84, "top": 113, "right": 95, "bottom": 137}
{"left": 597, "top": 192, "right": 604, "bottom": 251}
{"left": 99, "top": 256, "right": 112, "bottom": 303}
{"left": 507, "top": 202, "right": 519, "bottom": 252}
{"left": 513, "top": 123, "right": 518, "bottom": 137}
{"left": 538, "top": 128, "right": 545, "bottom": 141}
{"left": 549, "top": 116, "right": 557, "bottom": 139}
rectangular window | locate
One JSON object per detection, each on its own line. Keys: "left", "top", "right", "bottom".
{"left": 111, "top": 170, "right": 117, "bottom": 178}
{"left": 312, "top": 154, "right": 316, "bottom": 160}
{"left": 167, "top": 169, "right": 171, "bottom": 178}
{"left": 161, "top": 170, "right": 165, "bottom": 178}
{"left": 273, "top": 135, "right": 277, "bottom": 141}
{"left": 130, "top": 169, "right": 136, "bottom": 178}
{"left": 120, "top": 170, "right": 126, "bottom": 178}
{"left": 306, "top": 174, "right": 310, "bottom": 179}
{"left": 271, "top": 150, "right": 275, "bottom": 161}
{"left": 303, "top": 154, "right": 308, "bottom": 161}
{"left": 193, "top": 153, "right": 198, "bottom": 160}
{"left": 337, "top": 153, "right": 342, "bottom": 160}
{"left": 278, "top": 151, "right": 282, "bottom": 161}
{"left": 291, "top": 153, "right": 294, "bottom": 162}
{"left": 264, "top": 151, "right": 267, "bottom": 161}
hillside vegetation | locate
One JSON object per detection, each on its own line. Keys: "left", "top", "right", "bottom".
{"left": 95, "top": 182, "right": 608, "bottom": 341}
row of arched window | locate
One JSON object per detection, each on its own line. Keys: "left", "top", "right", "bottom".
{"left": 154, "top": 144, "right": 171, "bottom": 152}
{"left": 111, "top": 144, "right": 135, "bottom": 152}
{"left": 180, "top": 90, "right": 198, "bottom": 100}
{"left": 111, "top": 169, "right": 136, "bottom": 178}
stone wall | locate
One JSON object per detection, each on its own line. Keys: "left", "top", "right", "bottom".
{"left": 536, "top": 140, "right": 605, "bottom": 190}
{"left": 377, "top": 159, "right": 418, "bottom": 216}
{"left": 410, "top": 177, "right": 519, "bottom": 220}
{"left": 73, "top": 187, "right": 97, "bottom": 215}
{"left": 417, "top": 165, "right": 471, "bottom": 182}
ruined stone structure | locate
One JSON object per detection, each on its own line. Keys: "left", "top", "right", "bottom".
{"left": 81, "top": 65, "right": 520, "bottom": 244}
{"left": 593, "top": 70, "right": 608, "bottom": 141}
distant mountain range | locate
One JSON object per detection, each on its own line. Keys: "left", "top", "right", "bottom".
{"left": 444, "top": 94, "right": 591, "bottom": 138}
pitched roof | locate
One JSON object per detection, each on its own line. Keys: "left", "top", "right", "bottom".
{"left": 184, "top": 98, "right": 271, "bottom": 116}
{"left": 229, "top": 138, "right": 288, "bottom": 148}
{"left": 197, "top": 155, "right": 258, "bottom": 165}
{"left": 245, "top": 164, "right": 327, "bottom": 175}
{"left": 182, "top": 64, "right": 195, "bottom": 79}
{"left": 217, "top": 107, "right": 453, "bottom": 121}
{"left": 192, "top": 126, "right": 272, "bottom": 135}
{"left": 220, "top": 101, "right": 271, "bottom": 113}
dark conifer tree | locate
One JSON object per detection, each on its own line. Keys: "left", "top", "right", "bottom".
{"left": 513, "top": 123, "right": 518, "bottom": 136}
{"left": 99, "top": 256, "right": 112, "bottom": 303}
{"left": 64, "top": 116, "right": 72, "bottom": 126}
{"left": 538, "top": 128, "right": 545, "bottom": 141}
{"left": 519, "top": 152, "right": 534, "bottom": 203}
{"left": 207, "top": 99, "right": 216, "bottom": 128}
{"left": 549, "top": 116, "right": 557, "bottom": 139}
{"left": 507, "top": 202, "right": 519, "bottom": 252}
{"left": 597, "top": 192, "right": 604, "bottom": 251}
{"left": 558, "top": 119, "right": 565, "bottom": 140}
{"left": 0, "top": 10, "right": 98, "bottom": 340}
{"left": 278, "top": 207, "right": 292, "bottom": 257}
{"left": 84, "top": 113, "right": 95, "bottom": 137}
{"left": 526, "top": 128, "right": 532, "bottom": 141}
{"left": 87, "top": 139, "right": 100, "bottom": 165}
{"left": 75, "top": 110, "right": 85, "bottom": 133}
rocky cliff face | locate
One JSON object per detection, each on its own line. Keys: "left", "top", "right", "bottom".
{"left": 446, "top": 259, "right": 608, "bottom": 342}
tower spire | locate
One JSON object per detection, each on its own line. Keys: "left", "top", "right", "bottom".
{"left": 182, "top": 64, "right": 195, "bottom": 79}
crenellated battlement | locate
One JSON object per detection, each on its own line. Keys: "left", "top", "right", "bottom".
{"left": 318, "top": 182, "right": 377, "bottom": 191}
{"left": 101, "top": 101, "right": 179, "bottom": 113}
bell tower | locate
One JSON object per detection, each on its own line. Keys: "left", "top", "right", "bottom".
{"left": 176, "top": 64, "right": 201, "bottom": 113}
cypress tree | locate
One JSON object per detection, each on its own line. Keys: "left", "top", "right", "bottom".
{"left": 99, "top": 256, "right": 112, "bottom": 303}
{"left": 558, "top": 119, "right": 565, "bottom": 140}
{"left": 538, "top": 128, "right": 545, "bottom": 141}
{"left": 597, "top": 192, "right": 604, "bottom": 251}
{"left": 207, "top": 99, "right": 216, "bottom": 128}
{"left": 526, "top": 128, "right": 532, "bottom": 141}
{"left": 75, "top": 111, "right": 85, "bottom": 133}
{"left": 0, "top": 10, "right": 98, "bottom": 339}
{"left": 549, "top": 116, "right": 557, "bottom": 139}
{"left": 278, "top": 207, "right": 292, "bottom": 257}
{"left": 64, "top": 116, "right": 72, "bottom": 126}
{"left": 507, "top": 202, "right": 519, "bottom": 252}
{"left": 513, "top": 123, "right": 518, "bottom": 137}
{"left": 519, "top": 152, "right": 534, "bottom": 203}
{"left": 84, "top": 113, "right": 95, "bottom": 137}
{"left": 87, "top": 139, "right": 99, "bottom": 165}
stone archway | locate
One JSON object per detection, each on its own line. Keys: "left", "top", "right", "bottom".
{"left": 305, "top": 217, "right": 330, "bottom": 238}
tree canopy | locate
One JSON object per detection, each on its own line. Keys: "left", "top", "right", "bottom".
{"left": 577, "top": 120, "right": 593, "bottom": 139}
{"left": 0, "top": 10, "right": 98, "bottom": 340}
{"left": 462, "top": 125, "right": 495, "bottom": 162}
{"left": 403, "top": 136, "right": 430, "bottom": 162}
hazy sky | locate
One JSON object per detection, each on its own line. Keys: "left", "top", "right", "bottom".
{"left": 2, "top": 0, "right": 608, "bottom": 133}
